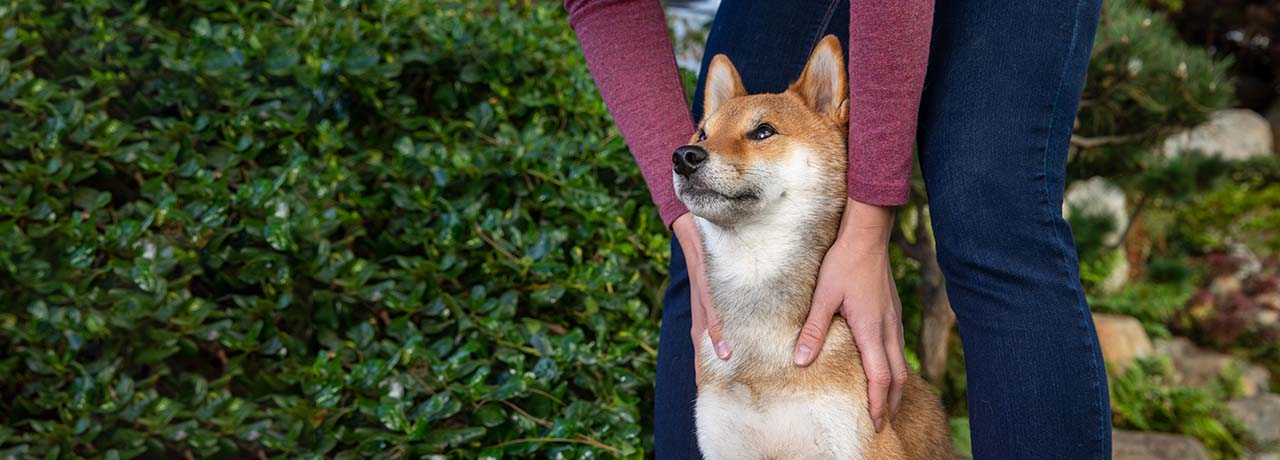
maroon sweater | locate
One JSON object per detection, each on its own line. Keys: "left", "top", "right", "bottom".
{"left": 565, "top": 0, "right": 933, "bottom": 227}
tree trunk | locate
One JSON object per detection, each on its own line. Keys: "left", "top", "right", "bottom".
{"left": 893, "top": 206, "right": 956, "bottom": 387}
{"left": 917, "top": 233, "right": 955, "bottom": 387}
{"left": 1124, "top": 198, "right": 1148, "bottom": 282}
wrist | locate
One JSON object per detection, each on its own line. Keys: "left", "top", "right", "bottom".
{"left": 835, "top": 198, "right": 894, "bottom": 252}
{"left": 672, "top": 213, "right": 703, "bottom": 255}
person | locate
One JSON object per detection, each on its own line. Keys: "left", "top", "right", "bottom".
{"left": 563, "top": 1, "right": 1112, "bottom": 459}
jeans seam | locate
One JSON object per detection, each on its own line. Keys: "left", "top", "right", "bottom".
{"left": 810, "top": 0, "right": 841, "bottom": 52}
{"left": 1040, "top": 0, "right": 1107, "bottom": 458}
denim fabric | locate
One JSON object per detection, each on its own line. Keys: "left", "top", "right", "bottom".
{"left": 655, "top": 0, "right": 1110, "bottom": 459}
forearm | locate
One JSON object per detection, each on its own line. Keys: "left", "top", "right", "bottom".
{"left": 846, "top": 0, "right": 933, "bottom": 206}
{"left": 565, "top": 0, "right": 694, "bottom": 227}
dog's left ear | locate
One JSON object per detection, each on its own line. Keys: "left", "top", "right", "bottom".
{"left": 789, "top": 35, "right": 848, "bottom": 125}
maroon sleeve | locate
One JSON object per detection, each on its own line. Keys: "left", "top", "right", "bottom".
{"left": 564, "top": 0, "right": 694, "bottom": 228}
{"left": 846, "top": 0, "right": 934, "bottom": 206}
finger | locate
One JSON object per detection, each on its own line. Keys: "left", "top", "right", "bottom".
{"left": 888, "top": 269, "right": 904, "bottom": 349}
{"left": 689, "top": 288, "right": 706, "bottom": 350}
{"left": 884, "top": 316, "right": 909, "bottom": 423}
{"left": 703, "top": 297, "right": 731, "bottom": 360}
{"left": 852, "top": 318, "right": 891, "bottom": 433}
{"left": 695, "top": 347, "right": 703, "bottom": 387}
{"left": 794, "top": 285, "right": 842, "bottom": 366}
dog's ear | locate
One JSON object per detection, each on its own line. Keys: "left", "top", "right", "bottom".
{"left": 704, "top": 54, "right": 746, "bottom": 118}
{"left": 789, "top": 35, "right": 848, "bottom": 123}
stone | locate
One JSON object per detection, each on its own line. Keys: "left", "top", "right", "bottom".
{"left": 1064, "top": 177, "right": 1129, "bottom": 292}
{"left": 1155, "top": 338, "right": 1268, "bottom": 394}
{"left": 1093, "top": 313, "right": 1153, "bottom": 371}
{"left": 1259, "top": 309, "right": 1279, "bottom": 327}
{"left": 1157, "top": 337, "right": 1272, "bottom": 397}
{"left": 1258, "top": 292, "right": 1280, "bottom": 311}
{"left": 1155, "top": 336, "right": 1197, "bottom": 358}
{"left": 1065, "top": 177, "right": 1128, "bottom": 247}
{"left": 1162, "top": 109, "right": 1274, "bottom": 160}
{"left": 1112, "top": 430, "right": 1211, "bottom": 460}
{"left": 1228, "top": 394, "right": 1280, "bottom": 448}
{"left": 1211, "top": 275, "right": 1244, "bottom": 297}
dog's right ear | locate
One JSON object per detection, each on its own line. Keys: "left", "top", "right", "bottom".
{"left": 704, "top": 54, "right": 746, "bottom": 118}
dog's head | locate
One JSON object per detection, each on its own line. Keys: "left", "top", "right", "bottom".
{"left": 673, "top": 35, "right": 849, "bottom": 228}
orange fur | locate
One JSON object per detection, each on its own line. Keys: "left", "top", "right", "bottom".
{"left": 681, "top": 35, "right": 952, "bottom": 460}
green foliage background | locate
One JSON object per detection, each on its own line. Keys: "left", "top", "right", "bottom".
{"left": 0, "top": 0, "right": 1267, "bottom": 459}
{"left": 1, "top": 1, "right": 670, "bottom": 458}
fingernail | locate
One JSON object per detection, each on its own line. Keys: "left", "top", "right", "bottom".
{"left": 715, "top": 340, "right": 730, "bottom": 360}
{"left": 874, "top": 417, "right": 884, "bottom": 433}
{"left": 793, "top": 345, "right": 812, "bottom": 365}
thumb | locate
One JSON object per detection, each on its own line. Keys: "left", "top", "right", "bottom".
{"left": 794, "top": 287, "right": 841, "bottom": 366}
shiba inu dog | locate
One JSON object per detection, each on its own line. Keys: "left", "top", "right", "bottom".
{"left": 672, "top": 35, "right": 952, "bottom": 460}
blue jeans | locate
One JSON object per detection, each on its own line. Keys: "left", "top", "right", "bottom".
{"left": 655, "top": 0, "right": 1111, "bottom": 459}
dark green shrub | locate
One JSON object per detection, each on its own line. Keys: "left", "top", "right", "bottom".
{"left": 0, "top": 1, "right": 667, "bottom": 458}
{"left": 1170, "top": 159, "right": 1280, "bottom": 255}
{"left": 1070, "top": 0, "right": 1233, "bottom": 181}
{"left": 1146, "top": 255, "right": 1193, "bottom": 284}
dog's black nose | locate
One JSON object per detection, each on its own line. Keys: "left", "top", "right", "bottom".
{"left": 673, "top": 145, "right": 708, "bottom": 177}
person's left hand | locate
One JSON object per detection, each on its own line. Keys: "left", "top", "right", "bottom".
{"left": 792, "top": 198, "right": 907, "bottom": 434}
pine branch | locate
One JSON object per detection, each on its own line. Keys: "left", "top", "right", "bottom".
{"left": 1070, "top": 132, "right": 1149, "bottom": 149}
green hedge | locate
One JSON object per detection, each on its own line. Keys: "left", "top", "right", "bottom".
{"left": 1, "top": 1, "right": 669, "bottom": 458}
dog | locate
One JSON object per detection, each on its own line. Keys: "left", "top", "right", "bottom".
{"left": 672, "top": 35, "right": 953, "bottom": 460}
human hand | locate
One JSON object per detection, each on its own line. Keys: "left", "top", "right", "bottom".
{"left": 672, "top": 212, "right": 730, "bottom": 386}
{"left": 792, "top": 199, "right": 906, "bottom": 433}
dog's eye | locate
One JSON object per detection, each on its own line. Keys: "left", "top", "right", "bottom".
{"left": 749, "top": 124, "right": 777, "bottom": 141}
{"left": 697, "top": 129, "right": 707, "bottom": 142}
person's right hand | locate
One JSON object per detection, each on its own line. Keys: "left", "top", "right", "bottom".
{"left": 672, "top": 212, "right": 730, "bottom": 385}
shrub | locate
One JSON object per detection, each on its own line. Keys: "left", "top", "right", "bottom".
{"left": 1066, "top": 203, "right": 1122, "bottom": 292}
{"left": 1109, "top": 357, "right": 1253, "bottom": 460}
{"left": 1171, "top": 176, "right": 1280, "bottom": 255}
{"left": 1090, "top": 281, "right": 1195, "bottom": 339}
{"left": 1171, "top": 252, "right": 1280, "bottom": 369}
{"left": 0, "top": 1, "right": 667, "bottom": 458}
{"left": 1070, "top": 0, "right": 1233, "bottom": 181}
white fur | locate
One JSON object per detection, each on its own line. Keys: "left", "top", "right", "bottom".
{"left": 695, "top": 149, "right": 824, "bottom": 293}
{"left": 689, "top": 148, "right": 873, "bottom": 459}
{"left": 696, "top": 383, "right": 870, "bottom": 460}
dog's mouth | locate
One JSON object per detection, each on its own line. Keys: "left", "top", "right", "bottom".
{"left": 679, "top": 182, "right": 760, "bottom": 203}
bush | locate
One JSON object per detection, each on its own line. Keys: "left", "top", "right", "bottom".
{"left": 1109, "top": 357, "right": 1253, "bottom": 460}
{"left": 1171, "top": 172, "right": 1280, "bottom": 255}
{"left": 1090, "top": 281, "right": 1195, "bottom": 339}
{"left": 1066, "top": 203, "right": 1122, "bottom": 292}
{"left": 1070, "top": 0, "right": 1232, "bottom": 181}
{"left": 0, "top": 1, "right": 668, "bottom": 458}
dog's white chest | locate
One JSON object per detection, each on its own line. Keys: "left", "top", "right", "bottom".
{"left": 695, "top": 387, "right": 869, "bottom": 460}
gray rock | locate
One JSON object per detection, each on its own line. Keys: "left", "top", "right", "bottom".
{"left": 1112, "top": 430, "right": 1211, "bottom": 460}
{"left": 1064, "top": 177, "right": 1128, "bottom": 247}
{"left": 1162, "top": 109, "right": 1274, "bottom": 160}
{"left": 1178, "top": 350, "right": 1271, "bottom": 398}
{"left": 1063, "top": 177, "right": 1129, "bottom": 292}
{"left": 1229, "top": 394, "right": 1280, "bottom": 449}
{"left": 1154, "top": 338, "right": 1272, "bottom": 397}
{"left": 1154, "top": 336, "right": 1197, "bottom": 358}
